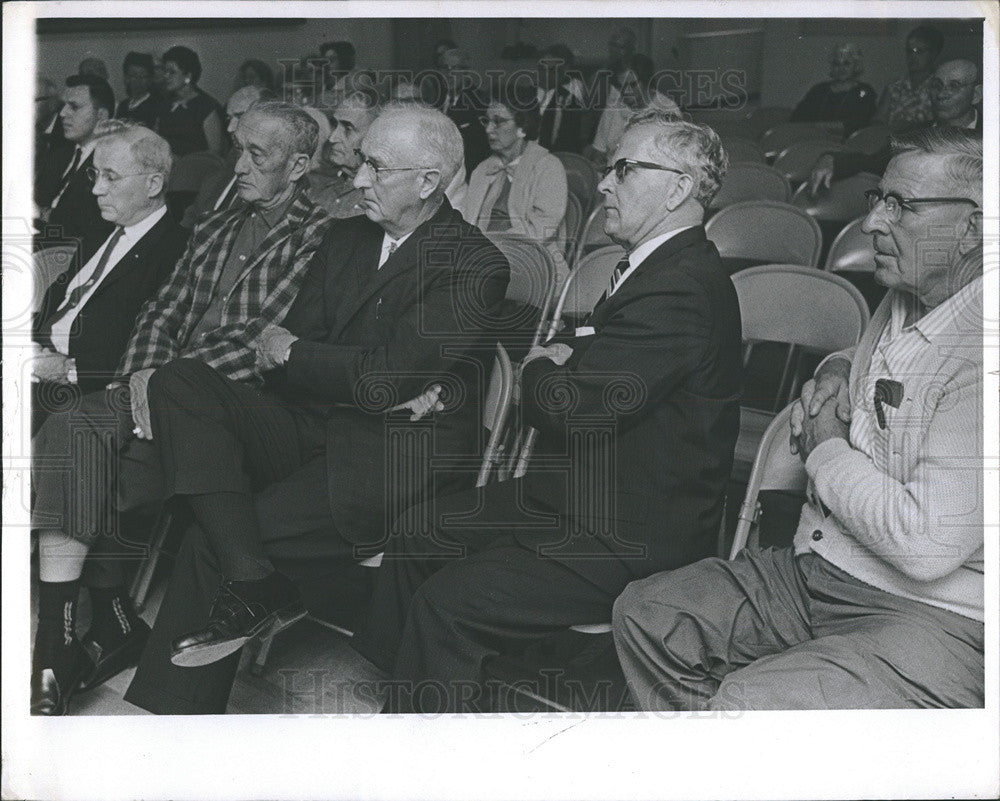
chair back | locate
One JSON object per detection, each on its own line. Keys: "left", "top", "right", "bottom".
{"left": 773, "top": 140, "right": 843, "bottom": 186}
{"left": 844, "top": 123, "right": 891, "bottom": 155}
{"left": 730, "top": 403, "right": 806, "bottom": 558}
{"left": 168, "top": 151, "right": 226, "bottom": 193}
{"left": 760, "top": 123, "right": 836, "bottom": 159}
{"left": 563, "top": 191, "right": 584, "bottom": 260}
{"left": 554, "top": 151, "right": 598, "bottom": 211}
{"left": 710, "top": 163, "right": 790, "bottom": 212}
{"left": 720, "top": 135, "right": 766, "bottom": 164}
{"left": 745, "top": 106, "right": 792, "bottom": 139}
{"left": 572, "top": 203, "right": 615, "bottom": 265}
{"left": 706, "top": 200, "right": 823, "bottom": 267}
{"left": 487, "top": 233, "right": 559, "bottom": 348}
{"left": 32, "top": 244, "right": 79, "bottom": 312}
{"left": 477, "top": 343, "right": 515, "bottom": 486}
{"left": 824, "top": 216, "right": 876, "bottom": 272}
{"left": 792, "top": 172, "right": 879, "bottom": 223}
{"left": 548, "top": 244, "right": 625, "bottom": 335}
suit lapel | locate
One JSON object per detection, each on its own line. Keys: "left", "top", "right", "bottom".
{"left": 92, "top": 214, "right": 173, "bottom": 295}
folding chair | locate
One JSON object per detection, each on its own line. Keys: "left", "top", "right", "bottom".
{"left": 167, "top": 151, "right": 226, "bottom": 193}
{"left": 719, "top": 135, "right": 766, "bottom": 164}
{"left": 563, "top": 191, "right": 583, "bottom": 261}
{"left": 705, "top": 200, "right": 823, "bottom": 270}
{"left": 486, "top": 232, "right": 560, "bottom": 351}
{"left": 554, "top": 151, "right": 599, "bottom": 213}
{"left": 476, "top": 343, "right": 516, "bottom": 486}
{"left": 772, "top": 140, "right": 844, "bottom": 187}
{"left": 823, "top": 216, "right": 884, "bottom": 313}
{"left": 32, "top": 244, "right": 79, "bottom": 312}
{"left": 792, "top": 172, "right": 879, "bottom": 223}
{"left": 572, "top": 203, "right": 615, "bottom": 266}
{"left": 844, "top": 123, "right": 891, "bottom": 155}
{"left": 709, "top": 162, "right": 790, "bottom": 213}
{"left": 760, "top": 122, "right": 837, "bottom": 160}
{"left": 745, "top": 106, "right": 792, "bottom": 139}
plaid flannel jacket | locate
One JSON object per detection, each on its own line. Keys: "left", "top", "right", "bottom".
{"left": 115, "top": 187, "right": 331, "bottom": 386}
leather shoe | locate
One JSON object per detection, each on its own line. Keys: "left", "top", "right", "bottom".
{"left": 31, "top": 645, "right": 93, "bottom": 716}
{"left": 79, "top": 619, "right": 152, "bottom": 691}
{"left": 170, "top": 574, "right": 305, "bottom": 668}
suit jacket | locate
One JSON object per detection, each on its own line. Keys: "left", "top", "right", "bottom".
{"left": 33, "top": 211, "right": 188, "bottom": 394}
{"left": 442, "top": 94, "right": 490, "bottom": 178}
{"left": 538, "top": 83, "right": 590, "bottom": 154}
{"left": 180, "top": 167, "right": 238, "bottom": 229}
{"left": 515, "top": 226, "right": 743, "bottom": 593}
{"left": 116, "top": 186, "right": 331, "bottom": 385}
{"left": 42, "top": 150, "right": 115, "bottom": 265}
{"left": 272, "top": 200, "right": 510, "bottom": 547}
{"left": 35, "top": 118, "right": 69, "bottom": 205}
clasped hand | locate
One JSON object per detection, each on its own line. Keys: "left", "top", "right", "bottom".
{"left": 790, "top": 357, "right": 851, "bottom": 459}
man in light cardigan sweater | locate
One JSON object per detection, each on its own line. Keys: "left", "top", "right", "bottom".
{"left": 613, "top": 126, "right": 985, "bottom": 710}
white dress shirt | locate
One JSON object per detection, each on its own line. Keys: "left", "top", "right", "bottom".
{"left": 378, "top": 230, "right": 414, "bottom": 269}
{"left": 50, "top": 139, "right": 98, "bottom": 210}
{"left": 608, "top": 225, "right": 695, "bottom": 297}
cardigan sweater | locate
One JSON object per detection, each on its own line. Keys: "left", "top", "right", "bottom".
{"left": 795, "top": 277, "right": 984, "bottom": 621}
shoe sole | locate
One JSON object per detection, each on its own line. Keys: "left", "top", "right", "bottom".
{"left": 170, "top": 603, "right": 307, "bottom": 668}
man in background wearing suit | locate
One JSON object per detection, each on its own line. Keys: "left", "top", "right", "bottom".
{"left": 32, "top": 123, "right": 187, "bottom": 430}
{"left": 30, "top": 101, "right": 331, "bottom": 715}
{"left": 122, "top": 104, "right": 509, "bottom": 714}
{"left": 353, "top": 111, "right": 743, "bottom": 713}
{"left": 437, "top": 48, "right": 490, "bottom": 176}
{"left": 536, "top": 45, "right": 591, "bottom": 154}
{"left": 34, "top": 77, "right": 67, "bottom": 204}
{"left": 37, "top": 74, "right": 116, "bottom": 264}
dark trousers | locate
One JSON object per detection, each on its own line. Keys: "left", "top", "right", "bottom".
{"left": 352, "top": 479, "right": 618, "bottom": 714}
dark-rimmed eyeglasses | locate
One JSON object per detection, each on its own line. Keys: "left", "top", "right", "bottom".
{"left": 864, "top": 189, "right": 979, "bottom": 221}
{"left": 85, "top": 167, "right": 160, "bottom": 185}
{"left": 354, "top": 150, "right": 437, "bottom": 180}
{"left": 479, "top": 115, "right": 515, "bottom": 129}
{"left": 928, "top": 78, "right": 977, "bottom": 93}
{"left": 601, "top": 158, "right": 686, "bottom": 183}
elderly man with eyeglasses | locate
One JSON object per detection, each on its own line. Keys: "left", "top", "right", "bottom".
{"left": 351, "top": 110, "right": 742, "bottom": 714}
{"left": 614, "top": 126, "right": 984, "bottom": 711}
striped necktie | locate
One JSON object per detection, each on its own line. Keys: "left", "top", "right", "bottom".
{"left": 43, "top": 226, "right": 125, "bottom": 333}
{"left": 596, "top": 257, "right": 630, "bottom": 308}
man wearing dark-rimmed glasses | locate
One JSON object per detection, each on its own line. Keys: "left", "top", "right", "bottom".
{"left": 615, "top": 126, "right": 984, "bottom": 711}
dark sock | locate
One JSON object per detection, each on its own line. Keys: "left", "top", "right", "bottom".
{"left": 187, "top": 492, "right": 274, "bottom": 580}
{"left": 34, "top": 579, "right": 82, "bottom": 679}
{"left": 87, "top": 585, "right": 142, "bottom": 650}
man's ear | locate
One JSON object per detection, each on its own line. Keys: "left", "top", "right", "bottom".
{"left": 665, "top": 173, "right": 694, "bottom": 211}
{"left": 146, "top": 172, "right": 165, "bottom": 199}
{"left": 287, "top": 152, "right": 311, "bottom": 182}
{"left": 972, "top": 84, "right": 983, "bottom": 107}
{"left": 418, "top": 169, "right": 443, "bottom": 200}
{"left": 97, "top": 107, "right": 111, "bottom": 124}
{"left": 956, "top": 208, "right": 983, "bottom": 256}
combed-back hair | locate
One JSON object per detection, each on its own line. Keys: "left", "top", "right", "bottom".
{"left": 244, "top": 100, "right": 321, "bottom": 159}
{"left": 123, "top": 51, "right": 154, "bottom": 76}
{"left": 377, "top": 102, "right": 464, "bottom": 193}
{"left": 624, "top": 111, "right": 729, "bottom": 208}
{"left": 891, "top": 127, "right": 982, "bottom": 202}
{"left": 65, "top": 73, "right": 115, "bottom": 117}
{"left": 95, "top": 121, "right": 174, "bottom": 190}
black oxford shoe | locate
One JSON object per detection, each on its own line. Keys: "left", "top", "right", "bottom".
{"left": 31, "top": 649, "right": 93, "bottom": 716}
{"left": 79, "top": 619, "right": 152, "bottom": 691}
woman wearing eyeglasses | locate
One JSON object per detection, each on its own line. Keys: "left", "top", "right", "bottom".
{"left": 461, "top": 82, "right": 570, "bottom": 290}
{"left": 875, "top": 25, "right": 943, "bottom": 132}
{"left": 790, "top": 42, "right": 878, "bottom": 137}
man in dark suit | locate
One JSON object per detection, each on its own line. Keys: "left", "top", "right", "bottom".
{"left": 536, "top": 45, "right": 591, "bottom": 154}
{"left": 352, "top": 111, "right": 743, "bottom": 713}
{"left": 121, "top": 103, "right": 509, "bottom": 714}
{"left": 32, "top": 123, "right": 187, "bottom": 430}
{"left": 35, "top": 77, "right": 67, "bottom": 204}
{"left": 437, "top": 48, "right": 490, "bottom": 176}
{"left": 37, "top": 74, "right": 116, "bottom": 264}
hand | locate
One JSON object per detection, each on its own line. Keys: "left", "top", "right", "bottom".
{"left": 129, "top": 367, "right": 156, "bottom": 440}
{"left": 390, "top": 385, "right": 444, "bottom": 421}
{"left": 790, "top": 357, "right": 851, "bottom": 455}
{"left": 524, "top": 342, "right": 573, "bottom": 367}
{"left": 808, "top": 153, "right": 835, "bottom": 197}
{"left": 256, "top": 324, "right": 298, "bottom": 372}
{"left": 32, "top": 348, "right": 74, "bottom": 384}
{"left": 794, "top": 395, "right": 850, "bottom": 460}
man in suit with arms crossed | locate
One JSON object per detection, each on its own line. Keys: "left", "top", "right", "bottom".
{"left": 353, "top": 111, "right": 742, "bottom": 713}
{"left": 122, "top": 104, "right": 510, "bottom": 714}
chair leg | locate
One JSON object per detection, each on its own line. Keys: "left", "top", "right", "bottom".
{"left": 129, "top": 509, "right": 173, "bottom": 613}
{"left": 251, "top": 629, "right": 276, "bottom": 676}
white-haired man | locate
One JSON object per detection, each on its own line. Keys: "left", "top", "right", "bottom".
{"left": 31, "top": 101, "right": 331, "bottom": 715}
{"left": 121, "top": 103, "right": 510, "bottom": 714}
{"left": 353, "top": 111, "right": 743, "bottom": 713}
{"left": 614, "top": 127, "right": 984, "bottom": 711}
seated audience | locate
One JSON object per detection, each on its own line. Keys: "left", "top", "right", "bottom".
{"left": 307, "top": 90, "right": 379, "bottom": 218}
{"left": 437, "top": 48, "right": 490, "bottom": 176}
{"left": 809, "top": 58, "right": 982, "bottom": 194}
{"left": 462, "top": 82, "right": 570, "bottom": 288}
{"left": 238, "top": 58, "right": 275, "bottom": 93}
{"left": 30, "top": 101, "right": 331, "bottom": 715}
{"left": 35, "top": 77, "right": 67, "bottom": 204}
{"left": 318, "top": 40, "right": 357, "bottom": 108}
{"left": 121, "top": 104, "right": 510, "bottom": 715}
{"left": 156, "top": 45, "right": 225, "bottom": 156}
{"left": 301, "top": 106, "right": 333, "bottom": 169}
{"left": 614, "top": 127, "right": 984, "bottom": 711}
{"left": 876, "top": 25, "right": 944, "bottom": 131}
{"left": 37, "top": 74, "right": 116, "bottom": 263}
{"left": 536, "top": 44, "right": 590, "bottom": 154}
{"left": 77, "top": 57, "right": 109, "bottom": 80}
{"left": 32, "top": 123, "right": 187, "bottom": 431}
{"left": 790, "top": 43, "right": 877, "bottom": 137}
{"left": 116, "top": 52, "right": 160, "bottom": 128}
{"left": 588, "top": 54, "right": 681, "bottom": 163}
{"left": 352, "top": 112, "right": 741, "bottom": 713}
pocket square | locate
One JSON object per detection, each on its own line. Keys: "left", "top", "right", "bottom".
{"left": 574, "top": 325, "right": 596, "bottom": 338}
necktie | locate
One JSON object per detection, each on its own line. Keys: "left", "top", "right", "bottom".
{"left": 44, "top": 227, "right": 125, "bottom": 334}
{"left": 595, "top": 257, "right": 630, "bottom": 308}
{"left": 50, "top": 147, "right": 82, "bottom": 209}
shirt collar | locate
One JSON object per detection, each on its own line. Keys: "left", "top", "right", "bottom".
{"left": 627, "top": 225, "right": 696, "bottom": 270}
{"left": 251, "top": 191, "right": 297, "bottom": 229}
{"left": 913, "top": 275, "right": 983, "bottom": 343}
{"left": 128, "top": 93, "right": 151, "bottom": 108}
{"left": 77, "top": 138, "right": 98, "bottom": 164}
{"left": 121, "top": 204, "right": 168, "bottom": 243}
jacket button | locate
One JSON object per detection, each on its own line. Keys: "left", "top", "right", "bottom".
{"left": 811, "top": 530, "right": 823, "bottom": 542}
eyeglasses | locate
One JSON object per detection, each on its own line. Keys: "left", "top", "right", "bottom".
{"left": 601, "top": 158, "right": 686, "bottom": 183}
{"left": 864, "top": 189, "right": 979, "bottom": 221}
{"left": 86, "top": 167, "right": 160, "bottom": 184}
{"left": 479, "top": 115, "right": 515, "bottom": 129}
{"left": 354, "top": 151, "right": 437, "bottom": 180}
{"left": 928, "top": 78, "right": 977, "bottom": 93}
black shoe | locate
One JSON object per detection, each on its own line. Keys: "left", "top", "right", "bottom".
{"left": 31, "top": 644, "right": 93, "bottom": 716}
{"left": 170, "top": 574, "right": 305, "bottom": 668}
{"left": 78, "top": 619, "right": 152, "bottom": 691}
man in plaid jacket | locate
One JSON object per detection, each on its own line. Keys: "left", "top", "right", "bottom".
{"left": 30, "top": 100, "right": 332, "bottom": 715}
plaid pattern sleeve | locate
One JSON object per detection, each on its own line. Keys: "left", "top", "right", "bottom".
{"left": 115, "top": 190, "right": 332, "bottom": 385}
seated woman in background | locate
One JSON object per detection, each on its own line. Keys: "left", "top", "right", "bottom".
{"left": 156, "top": 45, "right": 225, "bottom": 156}
{"left": 462, "top": 82, "right": 569, "bottom": 290}
{"left": 116, "top": 52, "right": 160, "bottom": 128}
{"left": 876, "top": 25, "right": 943, "bottom": 131}
{"left": 238, "top": 59, "right": 275, "bottom": 93}
{"left": 790, "top": 42, "right": 877, "bottom": 137}
{"left": 588, "top": 53, "right": 681, "bottom": 164}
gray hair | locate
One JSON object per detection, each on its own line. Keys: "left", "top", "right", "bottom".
{"left": 94, "top": 121, "right": 173, "bottom": 190}
{"left": 624, "top": 111, "right": 729, "bottom": 208}
{"left": 377, "top": 102, "right": 463, "bottom": 194}
{"left": 891, "top": 127, "right": 982, "bottom": 203}
{"left": 243, "top": 100, "right": 320, "bottom": 159}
